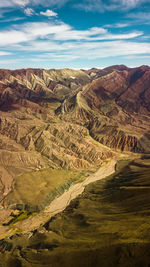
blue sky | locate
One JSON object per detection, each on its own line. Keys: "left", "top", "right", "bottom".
{"left": 0, "top": 0, "right": 150, "bottom": 69}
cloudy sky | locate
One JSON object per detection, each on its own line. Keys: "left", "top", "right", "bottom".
{"left": 0, "top": 0, "right": 150, "bottom": 69}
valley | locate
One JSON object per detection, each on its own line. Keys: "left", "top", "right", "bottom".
{"left": 0, "top": 65, "right": 149, "bottom": 266}
{"left": 0, "top": 157, "right": 150, "bottom": 267}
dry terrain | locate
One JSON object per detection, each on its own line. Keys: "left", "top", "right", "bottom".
{"left": 0, "top": 65, "right": 149, "bottom": 266}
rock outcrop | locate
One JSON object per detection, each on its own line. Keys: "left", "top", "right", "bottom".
{"left": 60, "top": 66, "right": 150, "bottom": 152}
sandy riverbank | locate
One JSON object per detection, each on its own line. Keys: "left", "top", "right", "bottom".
{"left": 8, "top": 159, "right": 117, "bottom": 235}
{"left": 44, "top": 159, "right": 116, "bottom": 214}
{"left": 0, "top": 159, "right": 118, "bottom": 238}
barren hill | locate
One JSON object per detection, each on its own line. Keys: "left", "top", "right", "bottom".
{"left": 62, "top": 65, "right": 150, "bottom": 152}
{"left": 0, "top": 65, "right": 149, "bottom": 220}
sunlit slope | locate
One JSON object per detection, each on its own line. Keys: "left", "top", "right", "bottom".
{"left": 61, "top": 66, "right": 150, "bottom": 152}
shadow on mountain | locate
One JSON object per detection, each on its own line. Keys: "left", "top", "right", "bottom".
{"left": 132, "top": 131, "right": 150, "bottom": 153}
{"left": 1, "top": 157, "right": 150, "bottom": 266}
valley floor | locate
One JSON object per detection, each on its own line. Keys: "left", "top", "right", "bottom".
{"left": 0, "top": 155, "right": 150, "bottom": 266}
{"left": 0, "top": 158, "right": 117, "bottom": 238}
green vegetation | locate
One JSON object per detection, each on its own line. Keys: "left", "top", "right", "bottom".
{"left": 3, "top": 211, "right": 34, "bottom": 226}
{"left": 1, "top": 158, "right": 150, "bottom": 267}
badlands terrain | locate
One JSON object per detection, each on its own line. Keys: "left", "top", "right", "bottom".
{"left": 0, "top": 65, "right": 149, "bottom": 266}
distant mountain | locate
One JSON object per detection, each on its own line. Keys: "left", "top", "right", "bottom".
{"left": 83, "top": 64, "right": 130, "bottom": 79}
{"left": 0, "top": 68, "right": 90, "bottom": 110}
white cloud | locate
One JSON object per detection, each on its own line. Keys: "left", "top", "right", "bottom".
{"left": 76, "top": 40, "right": 150, "bottom": 58}
{"left": 40, "top": 9, "right": 58, "bottom": 17}
{"left": 30, "top": 0, "right": 69, "bottom": 7}
{"left": 113, "top": 0, "right": 146, "bottom": 10}
{"left": 0, "top": 30, "right": 29, "bottom": 45}
{"left": 0, "top": 0, "right": 29, "bottom": 7}
{"left": 0, "top": 17, "right": 24, "bottom": 22}
{"left": 0, "top": 0, "right": 69, "bottom": 8}
{"left": 0, "top": 1, "right": 15, "bottom": 8}
{"left": 0, "top": 59, "right": 20, "bottom": 64}
{"left": 23, "top": 22, "right": 71, "bottom": 39}
{"left": 111, "top": 0, "right": 141, "bottom": 8}
{"left": 124, "top": 54, "right": 150, "bottom": 59}
{"left": 0, "top": 20, "right": 142, "bottom": 50}
{"left": 76, "top": 0, "right": 149, "bottom": 12}
{"left": 125, "top": 12, "right": 150, "bottom": 27}
{"left": 16, "top": 40, "right": 72, "bottom": 51}
{"left": 104, "top": 23, "right": 130, "bottom": 28}
{"left": 52, "top": 26, "right": 107, "bottom": 41}
{"left": 0, "top": 18, "right": 149, "bottom": 65}
{"left": 24, "top": 8, "right": 35, "bottom": 16}
{"left": 0, "top": 0, "right": 148, "bottom": 12}
{"left": 94, "top": 32, "right": 142, "bottom": 40}
{"left": 0, "top": 20, "right": 143, "bottom": 48}
{"left": 13, "top": 37, "right": 150, "bottom": 61}
{"left": 76, "top": 0, "right": 104, "bottom": 12}
{"left": 31, "top": 53, "right": 79, "bottom": 61}
{"left": 0, "top": 51, "right": 12, "bottom": 56}
{"left": 53, "top": 30, "right": 142, "bottom": 41}
{"left": 0, "top": 22, "right": 70, "bottom": 47}
{"left": 25, "top": 40, "right": 150, "bottom": 63}
{"left": 13, "top": 0, "right": 29, "bottom": 6}
{"left": 128, "top": 11, "right": 150, "bottom": 19}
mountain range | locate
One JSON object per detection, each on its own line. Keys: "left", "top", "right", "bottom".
{"left": 0, "top": 64, "right": 150, "bottom": 266}
{"left": 0, "top": 65, "right": 149, "bottom": 213}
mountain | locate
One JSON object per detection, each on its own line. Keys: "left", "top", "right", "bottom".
{"left": 0, "top": 65, "right": 149, "bottom": 227}
{"left": 61, "top": 65, "right": 150, "bottom": 152}
{"left": 0, "top": 64, "right": 149, "bottom": 266}
{"left": 0, "top": 67, "right": 112, "bottom": 215}
{"left": 84, "top": 64, "right": 130, "bottom": 79}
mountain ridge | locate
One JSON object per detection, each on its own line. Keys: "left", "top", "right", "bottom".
{"left": 0, "top": 64, "right": 149, "bottom": 225}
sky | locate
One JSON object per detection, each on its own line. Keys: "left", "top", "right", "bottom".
{"left": 0, "top": 0, "right": 150, "bottom": 69}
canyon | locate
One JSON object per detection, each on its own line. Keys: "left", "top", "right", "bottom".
{"left": 0, "top": 65, "right": 149, "bottom": 266}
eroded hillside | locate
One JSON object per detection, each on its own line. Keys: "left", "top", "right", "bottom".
{"left": 0, "top": 67, "right": 112, "bottom": 221}
{"left": 61, "top": 65, "right": 150, "bottom": 152}
{"left": 0, "top": 65, "right": 149, "bottom": 225}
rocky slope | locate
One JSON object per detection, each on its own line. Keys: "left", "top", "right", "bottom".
{"left": 0, "top": 68, "right": 90, "bottom": 108}
{"left": 0, "top": 65, "right": 149, "bottom": 220}
{"left": 0, "top": 67, "right": 111, "bottom": 217}
{"left": 61, "top": 65, "right": 150, "bottom": 152}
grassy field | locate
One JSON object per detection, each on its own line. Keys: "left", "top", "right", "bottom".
{"left": 1, "top": 157, "right": 150, "bottom": 267}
